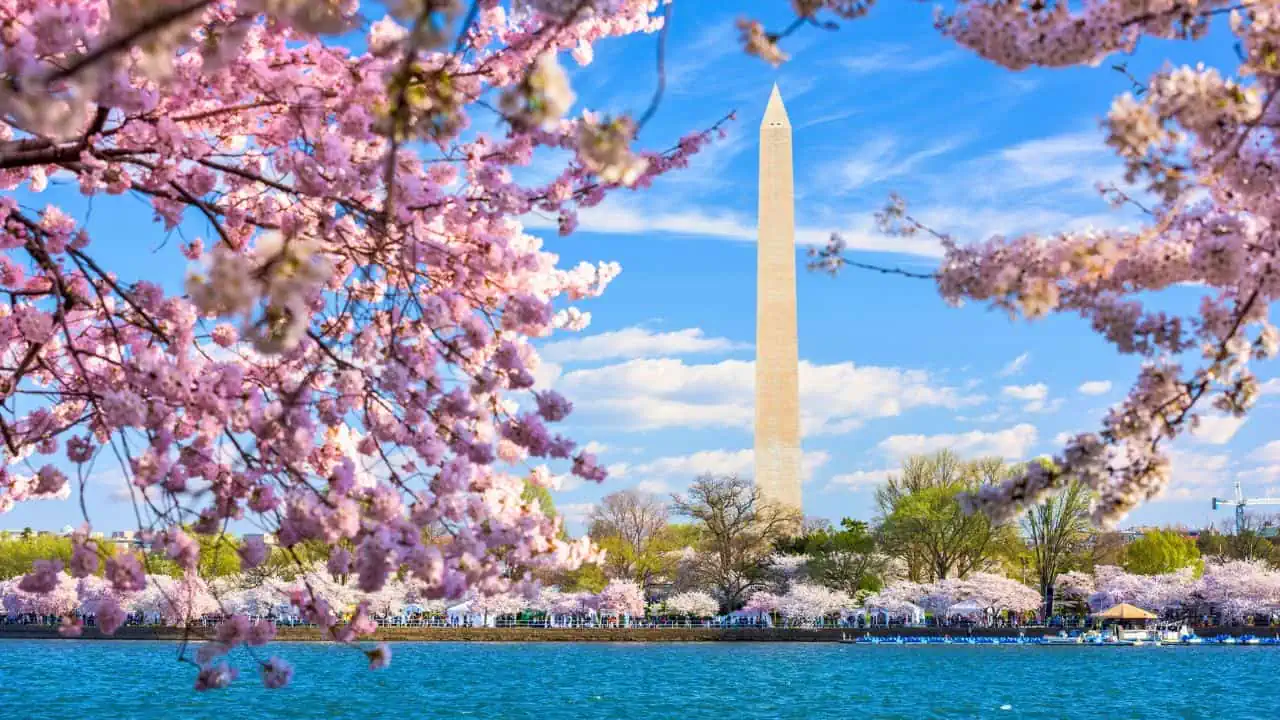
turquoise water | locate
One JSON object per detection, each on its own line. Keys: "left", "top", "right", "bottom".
{"left": 1, "top": 641, "right": 1277, "bottom": 719}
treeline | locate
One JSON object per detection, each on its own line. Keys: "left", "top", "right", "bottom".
{"left": 554, "top": 450, "right": 1280, "bottom": 616}
{"left": 5, "top": 449, "right": 1276, "bottom": 618}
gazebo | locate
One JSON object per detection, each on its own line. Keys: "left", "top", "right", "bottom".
{"left": 1094, "top": 603, "right": 1157, "bottom": 621}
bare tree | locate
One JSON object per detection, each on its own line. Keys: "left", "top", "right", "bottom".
{"left": 587, "top": 490, "right": 672, "bottom": 591}
{"left": 1023, "top": 475, "right": 1093, "bottom": 617}
{"left": 671, "top": 474, "right": 801, "bottom": 611}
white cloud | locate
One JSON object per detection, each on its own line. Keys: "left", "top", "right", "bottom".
{"left": 1053, "top": 431, "right": 1073, "bottom": 446}
{"left": 826, "top": 468, "right": 894, "bottom": 493}
{"left": 1002, "top": 383, "right": 1056, "bottom": 413}
{"left": 583, "top": 441, "right": 609, "bottom": 455}
{"left": 1190, "top": 415, "right": 1247, "bottom": 445}
{"left": 555, "top": 358, "right": 981, "bottom": 435}
{"left": 531, "top": 359, "right": 562, "bottom": 390}
{"left": 878, "top": 424, "right": 1038, "bottom": 461}
{"left": 554, "top": 475, "right": 584, "bottom": 493}
{"left": 1078, "top": 380, "right": 1112, "bottom": 396}
{"left": 1235, "top": 465, "right": 1280, "bottom": 484}
{"left": 540, "top": 326, "right": 745, "bottom": 364}
{"left": 635, "top": 479, "right": 671, "bottom": 495}
{"left": 1002, "top": 384, "right": 1047, "bottom": 402}
{"left": 1252, "top": 440, "right": 1280, "bottom": 464}
{"left": 618, "top": 448, "right": 831, "bottom": 497}
{"left": 998, "top": 353, "right": 1030, "bottom": 377}
{"left": 1160, "top": 450, "right": 1231, "bottom": 501}
{"left": 1260, "top": 378, "right": 1280, "bottom": 396}
{"left": 558, "top": 502, "right": 596, "bottom": 526}
{"left": 840, "top": 45, "right": 957, "bottom": 75}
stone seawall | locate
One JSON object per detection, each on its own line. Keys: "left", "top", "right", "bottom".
{"left": 2, "top": 625, "right": 1278, "bottom": 642}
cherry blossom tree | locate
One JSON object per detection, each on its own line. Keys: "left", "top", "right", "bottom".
{"left": 131, "top": 574, "right": 220, "bottom": 625}
{"left": 596, "top": 578, "right": 645, "bottom": 618}
{"left": 1087, "top": 565, "right": 1195, "bottom": 614}
{"left": 0, "top": 0, "right": 726, "bottom": 689}
{"left": 861, "top": 581, "right": 926, "bottom": 623}
{"left": 777, "top": 582, "right": 853, "bottom": 623}
{"left": 742, "top": 590, "right": 781, "bottom": 616}
{"left": 665, "top": 590, "right": 718, "bottom": 618}
{"left": 1196, "top": 560, "right": 1280, "bottom": 623}
{"left": 469, "top": 591, "right": 528, "bottom": 620}
{"left": 787, "top": 2, "right": 1280, "bottom": 529}
{"left": 1, "top": 570, "right": 78, "bottom": 617}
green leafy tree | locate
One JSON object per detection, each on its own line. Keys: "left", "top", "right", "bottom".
{"left": 556, "top": 562, "right": 608, "bottom": 593}
{"left": 1123, "top": 529, "right": 1203, "bottom": 575}
{"left": 1023, "top": 473, "right": 1093, "bottom": 616}
{"left": 876, "top": 451, "right": 1017, "bottom": 582}
{"left": 794, "top": 518, "right": 887, "bottom": 596}
{"left": 522, "top": 483, "right": 558, "bottom": 521}
{"left": 0, "top": 535, "right": 74, "bottom": 579}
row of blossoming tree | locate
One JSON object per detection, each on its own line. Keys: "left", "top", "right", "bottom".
{"left": 11, "top": 558, "right": 1280, "bottom": 633}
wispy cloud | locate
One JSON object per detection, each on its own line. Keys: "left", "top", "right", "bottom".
{"left": 840, "top": 45, "right": 957, "bottom": 75}
{"left": 998, "top": 352, "right": 1030, "bottom": 377}
{"left": 834, "top": 134, "right": 965, "bottom": 192}
{"left": 523, "top": 197, "right": 948, "bottom": 257}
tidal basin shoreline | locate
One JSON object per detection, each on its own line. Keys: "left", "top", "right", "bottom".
{"left": 3, "top": 624, "right": 1279, "bottom": 642}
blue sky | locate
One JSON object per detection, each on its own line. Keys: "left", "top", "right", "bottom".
{"left": 6, "top": 4, "right": 1278, "bottom": 536}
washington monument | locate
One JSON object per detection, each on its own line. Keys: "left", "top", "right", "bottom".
{"left": 754, "top": 84, "right": 802, "bottom": 515}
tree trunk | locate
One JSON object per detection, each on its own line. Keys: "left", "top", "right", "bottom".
{"left": 1043, "top": 584, "right": 1055, "bottom": 619}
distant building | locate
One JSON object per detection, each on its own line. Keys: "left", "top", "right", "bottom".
{"left": 242, "top": 533, "right": 277, "bottom": 547}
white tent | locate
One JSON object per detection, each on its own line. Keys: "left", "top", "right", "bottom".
{"left": 446, "top": 601, "right": 495, "bottom": 627}
{"left": 862, "top": 602, "right": 924, "bottom": 626}
{"left": 945, "top": 599, "right": 987, "bottom": 618}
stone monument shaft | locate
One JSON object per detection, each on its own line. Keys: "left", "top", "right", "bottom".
{"left": 754, "top": 84, "right": 802, "bottom": 514}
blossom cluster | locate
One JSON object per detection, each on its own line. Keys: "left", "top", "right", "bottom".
{"left": 0, "top": 0, "right": 725, "bottom": 689}
{"left": 864, "top": 573, "right": 1042, "bottom": 617}
{"left": 798, "top": 0, "right": 1280, "bottom": 527}
{"left": 744, "top": 583, "right": 855, "bottom": 620}
{"left": 1082, "top": 562, "right": 1280, "bottom": 622}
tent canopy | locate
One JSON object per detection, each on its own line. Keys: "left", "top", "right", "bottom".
{"left": 946, "top": 599, "right": 987, "bottom": 615}
{"left": 1094, "top": 603, "right": 1157, "bottom": 620}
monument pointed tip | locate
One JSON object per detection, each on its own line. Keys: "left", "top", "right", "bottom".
{"left": 762, "top": 83, "right": 790, "bottom": 128}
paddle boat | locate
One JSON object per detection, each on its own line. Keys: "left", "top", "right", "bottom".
{"left": 1042, "top": 630, "right": 1084, "bottom": 645}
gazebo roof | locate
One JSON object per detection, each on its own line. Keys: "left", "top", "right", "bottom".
{"left": 1094, "top": 603, "right": 1157, "bottom": 620}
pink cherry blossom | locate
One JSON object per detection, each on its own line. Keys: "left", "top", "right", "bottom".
{"left": 17, "top": 560, "right": 62, "bottom": 593}
{"left": 237, "top": 537, "right": 268, "bottom": 570}
{"left": 260, "top": 657, "right": 294, "bottom": 689}
{"left": 194, "top": 663, "right": 238, "bottom": 692}
{"left": 596, "top": 579, "right": 645, "bottom": 617}
{"left": 366, "top": 643, "right": 392, "bottom": 671}
{"left": 94, "top": 595, "right": 128, "bottom": 635}
{"left": 0, "top": 0, "right": 725, "bottom": 688}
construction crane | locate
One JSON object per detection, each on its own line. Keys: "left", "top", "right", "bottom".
{"left": 1211, "top": 481, "right": 1280, "bottom": 535}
